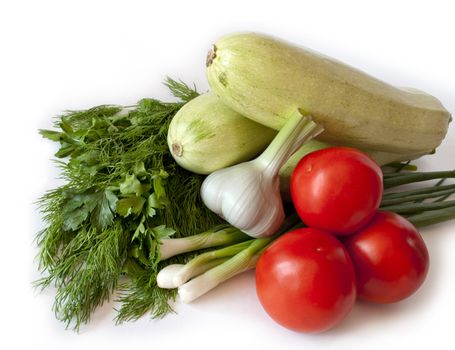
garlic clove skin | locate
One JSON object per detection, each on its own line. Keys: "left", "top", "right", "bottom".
{"left": 199, "top": 167, "right": 228, "bottom": 219}
{"left": 201, "top": 161, "right": 285, "bottom": 238}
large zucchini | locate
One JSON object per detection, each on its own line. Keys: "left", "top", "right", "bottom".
{"left": 167, "top": 92, "right": 276, "bottom": 174}
{"left": 206, "top": 32, "right": 451, "bottom": 155}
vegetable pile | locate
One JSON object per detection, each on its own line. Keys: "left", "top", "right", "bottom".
{"left": 36, "top": 32, "right": 454, "bottom": 332}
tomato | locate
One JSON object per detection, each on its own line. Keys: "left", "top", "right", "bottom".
{"left": 344, "top": 211, "right": 429, "bottom": 304}
{"left": 290, "top": 147, "right": 383, "bottom": 235}
{"left": 255, "top": 228, "right": 356, "bottom": 333}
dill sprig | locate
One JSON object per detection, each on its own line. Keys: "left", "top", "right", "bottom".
{"left": 164, "top": 76, "right": 199, "bottom": 102}
{"left": 35, "top": 79, "right": 224, "bottom": 331}
{"left": 115, "top": 265, "right": 177, "bottom": 324}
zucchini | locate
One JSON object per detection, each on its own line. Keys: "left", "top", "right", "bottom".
{"left": 206, "top": 32, "right": 451, "bottom": 155}
{"left": 168, "top": 92, "right": 421, "bottom": 186}
{"left": 167, "top": 92, "right": 276, "bottom": 174}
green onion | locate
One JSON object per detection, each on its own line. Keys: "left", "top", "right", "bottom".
{"left": 157, "top": 213, "right": 301, "bottom": 302}
{"left": 382, "top": 183, "right": 455, "bottom": 199}
{"left": 159, "top": 225, "right": 250, "bottom": 261}
{"left": 384, "top": 161, "right": 418, "bottom": 172}
{"left": 156, "top": 259, "right": 229, "bottom": 289}
{"left": 384, "top": 170, "right": 455, "bottom": 189}
{"left": 171, "top": 240, "right": 254, "bottom": 286}
{"left": 178, "top": 238, "right": 270, "bottom": 303}
{"left": 381, "top": 185, "right": 455, "bottom": 206}
{"left": 381, "top": 200, "right": 455, "bottom": 215}
{"left": 405, "top": 207, "right": 455, "bottom": 227}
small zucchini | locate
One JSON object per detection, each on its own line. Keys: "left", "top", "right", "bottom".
{"left": 167, "top": 92, "right": 276, "bottom": 174}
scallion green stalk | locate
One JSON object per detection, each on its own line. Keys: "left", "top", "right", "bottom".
{"left": 172, "top": 214, "right": 302, "bottom": 302}
{"left": 383, "top": 170, "right": 455, "bottom": 189}
{"left": 178, "top": 238, "right": 271, "bottom": 303}
{"left": 171, "top": 240, "right": 254, "bottom": 286}
{"left": 381, "top": 200, "right": 455, "bottom": 215}
{"left": 405, "top": 207, "right": 455, "bottom": 227}
{"left": 382, "top": 183, "right": 455, "bottom": 200}
{"left": 381, "top": 185, "right": 455, "bottom": 206}
{"left": 159, "top": 225, "right": 250, "bottom": 261}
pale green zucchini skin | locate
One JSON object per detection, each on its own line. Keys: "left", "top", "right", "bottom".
{"left": 206, "top": 32, "right": 451, "bottom": 155}
{"left": 167, "top": 92, "right": 276, "bottom": 174}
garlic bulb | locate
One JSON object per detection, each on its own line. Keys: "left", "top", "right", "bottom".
{"left": 201, "top": 109, "right": 323, "bottom": 238}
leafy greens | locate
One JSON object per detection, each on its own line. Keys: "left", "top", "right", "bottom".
{"left": 35, "top": 79, "right": 224, "bottom": 330}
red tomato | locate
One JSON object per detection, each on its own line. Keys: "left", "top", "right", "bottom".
{"left": 255, "top": 228, "right": 356, "bottom": 333}
{"left": 344, "top": 211, "right": 429, "bottom": 304}
{"left": 290, "top": 147, "right": 383, "bottom": 235}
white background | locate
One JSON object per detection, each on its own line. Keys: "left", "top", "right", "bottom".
{"left": 1, "top": 0, "right": 454, "bottom": 349}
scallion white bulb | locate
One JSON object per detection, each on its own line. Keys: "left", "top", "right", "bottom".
{"left": 156, "top": 264, "right": 185, "bottom": 289}
{"left": 201, "top": 109, "right": 323, "bottom": 238}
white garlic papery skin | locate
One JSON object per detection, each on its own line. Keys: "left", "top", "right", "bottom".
{"left": 201, "top": 161, "right": 285, "bottom": 238}
{"left": 201, "top": 111, "right": 323, "bottom": 238}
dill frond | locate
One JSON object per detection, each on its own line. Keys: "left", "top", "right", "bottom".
{"left": 164, "top": 77, "right": 199, "bottom": 102}
{"left": 115, "top": 268, "right": 177, "bottom": 324}
{"left": 35, "top": 78, "right": 224, "bottom": 330}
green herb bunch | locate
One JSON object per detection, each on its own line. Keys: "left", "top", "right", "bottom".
{"left": 35, "top": 79, "right": 223, "bottom": 330}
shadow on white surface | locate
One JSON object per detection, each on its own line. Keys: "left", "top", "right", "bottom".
{"left": 174, "top": 269, "right": 260, "bottom": 316}
{"left": 329, "top": 222, "right": 451, "bottom": 336}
